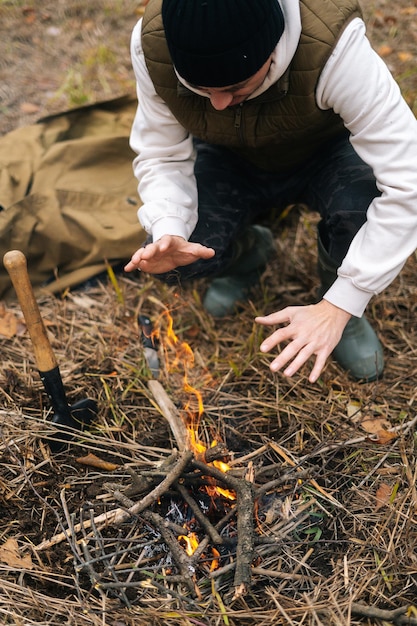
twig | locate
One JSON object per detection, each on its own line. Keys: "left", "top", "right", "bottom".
{"left": 35, "top": 450, "right": 193, "bottom": 551}
{"left": 351, "top": 602, "right": 417, "bottom": 625}
{"left": 191, "top": 503, "right": 238, "bottom": 564}
{"left": 251, "top": 567, "right": 321, "bottom": 583}
{"left": 174, "top": 482, "right": 224, "bottom": 545}
{"left": 133, "top": 576, "right": 201, "bottom": 608}
{"left": 123, "top": 467, "right": 158, "bottom": 497}
{"left": 269, "top": 441, "right": 342, "bottom": 508}
{"left": 192, "top": 459, "right": 255, "bottom": 596}
{"left": 300, "top": 414, "right": 417, "bottom": 462}
{"left": 110, "top": 486, "right": 192, "bottom": 537}
{"left": 400, "top": 441, "right": 417, "bottom": 510}
{"left": 60, "top": 488, "right": 83, "bottom": 560}
{"left": 148, "top": 379, "right": 189, "bottom": 451}
{"left": 276, "top": 546, "right": 314, "bottom": 593}
{"left": 228, "top": 444, "right": 269, "bottom": 467}
{"left": 105, "top": 477, "right": 203, "bottom": 598}
{"left": 142, "top": 510, "right": 197, "bottom": 595}
{"left": 79, "top": 539, "right": 103, "bottom": 592}
{"left": 255, "top": 467, "right": 315, "bottom": 498}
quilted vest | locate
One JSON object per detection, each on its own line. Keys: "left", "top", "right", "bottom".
{"left": 141, "top": 0, "right": 362, "bottom": 172}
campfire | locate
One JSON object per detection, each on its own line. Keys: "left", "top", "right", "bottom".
{"left": 33, "top": 309, "right": 328, "bottom": 607}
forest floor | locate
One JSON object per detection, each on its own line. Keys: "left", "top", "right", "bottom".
{"left": 1, "top": 1, "right": 417, "bottom": 625}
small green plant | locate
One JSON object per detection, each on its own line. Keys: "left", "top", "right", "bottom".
{"left": 53, "top": 68, "right": 92, "bottom": 107}
{"left": 84, "top": 44, "right": 116, "bottom": 69}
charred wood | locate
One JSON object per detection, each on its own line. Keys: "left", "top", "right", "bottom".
{"left": 192, "top": 458, "right": 255, "bottom": 595}
{"left": 174, "top": 482, "right": 224, "bottom": 545}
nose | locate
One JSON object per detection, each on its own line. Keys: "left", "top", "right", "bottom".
{"left": 209, "top": 91, "right": 234, "bottom": 110}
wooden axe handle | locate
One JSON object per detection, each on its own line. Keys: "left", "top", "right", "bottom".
{"left": 3, "top": 250, "right": 57, "bottom": 372}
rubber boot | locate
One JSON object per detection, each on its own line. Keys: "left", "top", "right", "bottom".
{"left": 317, "top": 237, "right": 384, "bottom": 381}
{"left": 203, "top": 225, "right": 276, "bottom": 317}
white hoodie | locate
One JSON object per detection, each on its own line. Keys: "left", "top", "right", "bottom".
{"left": 130, "top": 0, "right": 417, "bottom": 318}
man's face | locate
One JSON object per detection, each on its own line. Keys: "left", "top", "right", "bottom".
{"left": 193, "top": 56, "right": 273, "bottom": 110}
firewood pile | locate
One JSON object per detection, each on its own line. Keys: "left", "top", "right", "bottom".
{"left": 32, "top": 376, "right": 332, "bottom": 609}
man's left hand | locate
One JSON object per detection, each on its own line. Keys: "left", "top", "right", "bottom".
{"left": 255, "top": 300, "right": 351, "bottom": 383}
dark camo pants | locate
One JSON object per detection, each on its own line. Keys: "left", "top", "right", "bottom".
{"left": 155, "top": 133, "right": 380, "bottom": 284}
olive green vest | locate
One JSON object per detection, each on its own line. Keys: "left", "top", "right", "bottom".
{"left": 141, "top": 0, "right": 362, "bottom": 172}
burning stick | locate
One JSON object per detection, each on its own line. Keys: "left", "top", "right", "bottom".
{"left": 192, "top": 458, "right": 255, "bottom": 597}
{"left": 148, "top": 379, "right": 189, "bottom": 451}
{"left": 174, "top": 482, "right": 223, "bottom": 545}
{"left": 142, "top": 510, "right": 198, "bottom": 595}
{"left": 149, "top": 361, "right": 255, "bottom": 594}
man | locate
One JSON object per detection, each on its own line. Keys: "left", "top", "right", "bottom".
{"left": 124, "top": 0, "right": 417, "bottom": 383}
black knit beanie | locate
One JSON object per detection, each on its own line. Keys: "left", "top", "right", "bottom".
{"left": 161, "top": 0, "right": 285, "bottom": 88}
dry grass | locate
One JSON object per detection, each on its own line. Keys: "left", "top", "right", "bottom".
{"left": 1, "top": 209, "right": 417, "bottom": 625}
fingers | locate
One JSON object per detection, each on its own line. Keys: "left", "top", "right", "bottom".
{"left": 308, "top": 353, "right": 328, "bottom": 384}
{"left": 269, "top": 340, "right": 328, "bottom": 382}
{"left": 123, "top": 237, "right": 178, "bottom": 273}
{"left": 195, "top": 245, "right": 216, "bottom": 260}
{"left": 124, "top": 249, "right": 145, "bottom": 272}
{"left": 269, "top": 339, "right": 329, "bottom": 381}
{"left": 124, "top": 261, "right": 136, "bottom": 272}
{"left": 259, "top": 325, "right": 291, "bottom": 354}
{"left": 124, "top": 257, "right": 141, "bottom": 272}
{"left": 267, "top": 338, "right": 318, "bottom": 378}
{"left": 255, "top": 310, "right": 291, "bottom": 327}
{"left": 256, "top": 302, "right": 346, "bottom": 382}
{"left": 124, "top": 238, "right": 216, "bottom": 274}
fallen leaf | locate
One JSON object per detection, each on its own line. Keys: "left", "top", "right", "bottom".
{"left": 360, "top": 414, "right": 397, "bottom": 444}
{"left": 81, "top": 19, "right": 95, "bottom": 31}
{"left": 0, "top": 537, "right": 33, "bottom": 569}
{"left": 368, "top": 429, "right": 398, "bottom": 445}
{"left": 397, "top": 51, "right": 413, "bottom": 63}
{"left": 360, "top": 416, "right": 392, "bottom": 434}
{"left": 400, "top": 7, "right": 417, "bottom": 15}
{"left": 347, "top": 401, "right": 362, "bottom": 423}
{"left": 377, "top": 44, "right": 393, "bottom": 57}
{"left": 376, "top": 466, "right": 402, "bottom": 475}
{"left": 375, "top": 482, "right": 393, "bottom": 511}
{"left": 185, "top": 325, "right": 200, "bottom": 339}
{"left": 383, "top": 15, "right": 397, "bottom": 26}
{"left": 22, "top": 8, "right": 36, "bottom": 24}
{"left": 20, "top": 102, "right": 40, "bottom": 114}
{"left": 76, "top": 452, "right": 118, "bottom": 471}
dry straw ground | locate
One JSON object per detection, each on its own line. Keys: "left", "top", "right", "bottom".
{"left": 1, "top": 1, "right": 417, "bottom": 625}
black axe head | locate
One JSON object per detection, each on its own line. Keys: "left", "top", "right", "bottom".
{"left": 40, "top": 367, "right": 98, "bottom": 453}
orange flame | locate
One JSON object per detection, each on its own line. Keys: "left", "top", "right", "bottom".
{"left": 162, "top": 310, "right": 195, "bottom": 372}
{"left": 210, "top": 547, "right": 221, "bottom": 572}
{"left": 151, "top": 310, "right": 235, "bottom": 572}
{"left": 160, "top": 310, "right": 236, "bottom": 500}
{"left": 179, "top": 531, "right": 199, "bottom": 556}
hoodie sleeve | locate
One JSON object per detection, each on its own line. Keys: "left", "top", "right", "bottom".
{"left": 316, "top": 18, "right": 417, "bottom": 317}
{"left": 129, "top": 20, "right": 199, "bottom": 243}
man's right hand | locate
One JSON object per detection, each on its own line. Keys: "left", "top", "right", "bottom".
{"left": 124, "top": 235, "right": 215, "bottom": 274}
